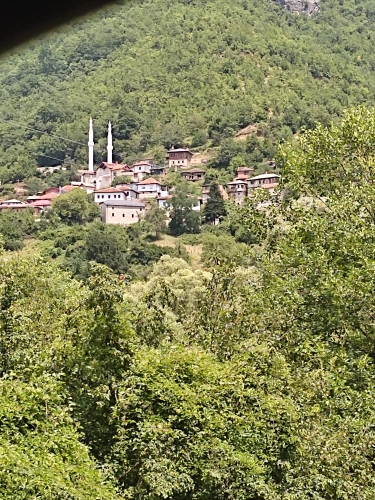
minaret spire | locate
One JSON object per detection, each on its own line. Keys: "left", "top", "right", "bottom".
{"left": 88, "top": 117, "right": 94, "bottom": 172}
{"left": 107, "top": 121, "right": 113, "bottom": 164}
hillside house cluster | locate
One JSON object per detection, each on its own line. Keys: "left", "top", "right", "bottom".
{"left": 0, "top": 120, "right": 281, "bottom": 228}
{"left": 227, "top": 167, "right": 280, "bottom": 205}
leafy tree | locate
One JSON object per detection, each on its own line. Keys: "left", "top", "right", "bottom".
{"left": 0, "top": 374, "right": 119, "bottom": 500}
{"left": 0, "top": 208, "right": 37, "bottom": 250}
{"left": 85, "top": 221, "right": 129, "bottom": 274}
{"left": 143, "top": 201, "right": 167, "bottom": 239}
{"left": 191, "top": 129, "right": 208, "bottom": 148}
{"left": 25, "top": 176, "right": 48, "bottom": 195}
{"left": 203, "top": 181, "right": 226, "bottom": 224}
{"left": 51, "top": 188, "right": 91, "bottom": 224}
{"left": 168, "top": 190, "right": 201, "bottom": 236}
{"left": 66, "top": 263, "right": 135, "bottom": 459}
{"left": 112, "top": 174, "right": 132, "bottom": 186}
{"left": 201, "top": 233, "right": 249, "bottom": 267}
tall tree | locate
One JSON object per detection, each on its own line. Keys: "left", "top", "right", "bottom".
{"left": 203, "top": 181, "right": 226, "bottom": 224}
{"left": 51, "top": 188, "right": 91, "bottom": 225}
{"left": 168, "top": 190, "right": 200, "bottom": 236}
{"left": 144, "top": 201, "right": 167, "bottom": 239}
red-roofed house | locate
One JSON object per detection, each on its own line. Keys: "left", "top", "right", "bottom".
{"left": 0, "top": 199, "right": 33, "bottom": 212}
{"left": 28, "top": 199, "right": 52, "bottom": 213}
{"left": 237, "top": 166, "right": 254, "bottom": 179}
{"left": 61, "top": 184, "right": 85, "bottom": 193}
{"left": 114, "top": 184, "right": 139, "bottom": 200}
{"left": 27, "top": 187, "right": 60, "bottom": 204}
{"left": 131, "top": 178, "right": 168, "bottom": 200}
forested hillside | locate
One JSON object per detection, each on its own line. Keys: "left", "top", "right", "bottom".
{"left": 1, "top": 0, "right": 375, "bottom": 182}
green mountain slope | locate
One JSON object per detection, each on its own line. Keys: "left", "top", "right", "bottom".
{"left": 1, "top": 0, "right": 375, "bottom": 180}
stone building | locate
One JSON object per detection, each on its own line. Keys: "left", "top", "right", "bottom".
{"left": 99, "top": 199, "right": 145, "bottom": 226}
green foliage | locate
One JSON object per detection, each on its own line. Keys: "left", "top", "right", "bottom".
{"left": 1, "top": 0, "right": 375, "bottom": 171}
{"left": 51, "top": 189, "right": 93, "bottom": 224}
{"left": 4, "top": 0, "right": 375, "bottom": 494}
{"left": 25, "top": 175, "right": 48, "bottom": 195}
{"left": 4, "top": 103, "right": 375, "bottom": 500}
{"left": 143, "top": 201, "right": 167, "bottom": 239}
{"left": 0, "top": 374, "right": 118, "bottom": 499}
{"left": 111, "top": 175, "right": 132, "bottom": 186}
{"left": 0, "top": 208, "right": 37, "bottom": 250}
{"left": 203, "top": 181, "right": 226, "bottom": 223}
{"left": 201, "top": 233, "right": 249, "bottom": 267}
{"left": 111, "top": 345, "right": 297, "bottom": 499}
{"left": 85, "top": 222, "right": 129, "bottom": 274}
{"left": 168, "top": 191, "right": 201, "bottom": 236}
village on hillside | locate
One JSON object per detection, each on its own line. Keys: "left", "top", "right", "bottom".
{"left": 0, "top": 119, "right": 281, "bottom": 226}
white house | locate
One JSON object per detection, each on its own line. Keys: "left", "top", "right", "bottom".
{"left": 131, "top": 178, "right": 165, "bottom": 199}
{"left": 157, "top": 195, "right": 173, "bottom": 209}
{"left": 94, "top": 187, "right": 127, "bottom": 203}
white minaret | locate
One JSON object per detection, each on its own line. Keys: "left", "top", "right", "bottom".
{"left": 88, "top": 117, "right": 94, "bottom": 172}
{"left": 107, "top": 121, "right": 113, "bottom": 164}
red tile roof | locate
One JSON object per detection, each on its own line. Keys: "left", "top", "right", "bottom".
{"left": 99, "top": 162, "right": 129, "bottom": 171}
{"left": 137, "top": 177, "right": 160, "bottom": 185}
{"left": 28, "top": 200, "right": 52, "bottom": 207}
{"left": 94, "top": 187, "right": 123, "bottom": 193}
{"left": 38, "top": 192, "right": 60, "bottom": 200}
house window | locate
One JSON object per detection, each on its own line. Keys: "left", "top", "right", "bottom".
{"left": 112, "top": 213, "right": 115, "bottom": 217}
{"left": 122, "top": 213, "right": 125, "bottom": 217}
{"left": 101, "top": 195, "right": 104, "bottom": 199}
{"left": 108, "top": 195, "right": 111, "bottom": 199}
{"left": 132, "top": 214, "right": 135, "bottom": 218}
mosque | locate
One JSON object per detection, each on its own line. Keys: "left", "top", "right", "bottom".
{"left": 78, "top": 118, "right": 132, "bottom": 192}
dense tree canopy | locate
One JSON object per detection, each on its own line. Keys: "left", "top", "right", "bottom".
{"left": 2, "top": 0, "right": 375, "bottom": 492}
{"left": 1, "top": 0, "right": 375, "bottom": 179}
{"left": 2, "top": 109, "right": 375, "bottom": 497}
